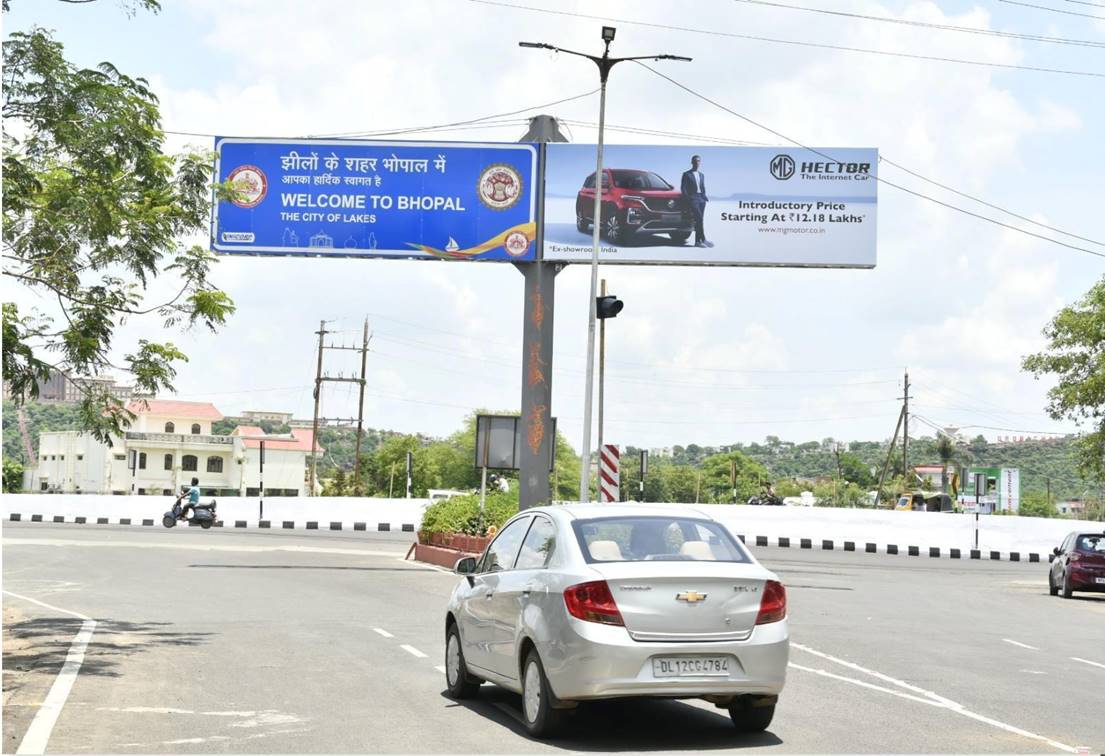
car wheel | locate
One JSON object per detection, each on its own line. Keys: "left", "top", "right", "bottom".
{"left": 576, "top": 215, "right": 589, "bottom": 234}
{"left": 603, "top": 211, "right": 626, "bottom": 245}
{"left": 1061, "top": 571, "right": 1073, "bottom": 599}
{"left": 521, "top": 650, "right": 564, "bottom": 738}
{"left": 444, "top": 623, "right": 480, "bottom": 699}
{"left": 729, "top": 697, "right": 776, "bottom": 733}
{"left": 1048, "top": 572, "right": 1058, "bottom": 596}
{"left": 669, "top": 231, "right": 691, "bottom": 244}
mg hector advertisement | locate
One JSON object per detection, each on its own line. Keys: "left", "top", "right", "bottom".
{"left": 542, "top": 144, "right": 878, "bottom": 268}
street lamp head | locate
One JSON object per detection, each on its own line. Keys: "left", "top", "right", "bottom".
{"left": 601, "top": 25, "right": 616, "bottom": 42}
{"left": 519, "top": 41, "right": 551, "bottom": 49}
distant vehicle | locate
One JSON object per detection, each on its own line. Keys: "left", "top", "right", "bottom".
{"left": 1049, "top": 531, "right": 1105, "bottom": 599}
{"left": 895, "top": 492, "right": 953, "bottom": 512}
{"left": 162, "top": 498, "right": 217, "bottom": 529}
{"left": 576, "top": 169, "right": 694, "bottom": 246}
{"left": 428, "top": 489, "right": 466, "bottom": 505}
{"left": 746, "top": 493, "right": 784, "bottom": 506}
{"left": 444, "top": 504, "right": 788, "bottom": 738}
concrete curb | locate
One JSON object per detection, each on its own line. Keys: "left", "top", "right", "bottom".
{"left": 4, "top": 513, "right": 1051, "bottom": 563}
{"left": 7, "top": 513, "right": 418, "bottom": 533}
{"left": 729, "top": 532, "right": 1045, "bottom": 563}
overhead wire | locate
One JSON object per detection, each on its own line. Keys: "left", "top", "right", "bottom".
{"left": 734, "top": 0, "right": 1105, "bottom": 47}
{"left": 632, "top": 61, "right": 1105, "bottom": 259}
{"left": 470, "top": 0, "right": 1105, "bottom": 78}
{"left": 998, "top": 0, "right": 1105, "bottom": 20}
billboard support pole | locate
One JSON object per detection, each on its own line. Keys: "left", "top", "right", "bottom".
{"left": 516, "top": 139, "right": 560, "bottom": 511}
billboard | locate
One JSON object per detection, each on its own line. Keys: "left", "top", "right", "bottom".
{"left": 542, "top": 144, "right": 877, "bottom": 267}
{"left": 212, "top": 138, "right": 538, "bottom": 261}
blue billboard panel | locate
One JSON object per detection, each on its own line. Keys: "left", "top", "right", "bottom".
{"left": 213, "top": 138, "right": 538, "bottom": 261}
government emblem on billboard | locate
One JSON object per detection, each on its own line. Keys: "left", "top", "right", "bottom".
{"left": 504, "top": 230, "right": 530, "bottom": 257}
{"left": 478, "top": 164, "right": 522, "bottom": 210}
{"left": 227, "top": 165, "right": 268, "bottom": 208}
{"left": 769, "top": 154, "right": 795, "bottom": 181}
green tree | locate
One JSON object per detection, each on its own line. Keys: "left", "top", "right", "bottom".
{"left": 370, "top": 435, "right": 437, "bottom": 498}
{"left": 3, "top": 458, "right": 24, "bottom": 493}
{"left": 1022, "top": 276, "right": 1105, "bottom": 481}
{"left": 1019, "top": 490, "right": 1058, "bottom": 518}
{"left": 2, "top": 17, "right": 234, "bottom": 443}
{"left": 321, "top": 467, "right": 349, "bottom": 497}
{"left": 700, "top": 451, "right": 771, "bottom": 503}
{"left": 838, "top": 452, "right": 875, "bottom": 488}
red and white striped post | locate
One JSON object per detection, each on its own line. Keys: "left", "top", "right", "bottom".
{"left": 599, "top": 444, "right": 620, "bottom": 502}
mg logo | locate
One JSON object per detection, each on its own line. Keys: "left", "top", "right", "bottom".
{"left": 770, "top": 154, "right": 795, "bottom": 180}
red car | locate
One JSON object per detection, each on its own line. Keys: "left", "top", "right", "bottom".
{"left": 576, "top": 168, "right": 693, "bottom": 245}
{"left": 1049, "top": 530, "right": 1105, "bottom": 598}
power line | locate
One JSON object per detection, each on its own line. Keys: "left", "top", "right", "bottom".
{"left": 998, "top": 0, "right": 1105, "bottom": 19}
{"left": 561, "top": 119, "right": 773, "bottom": 146}
{"left": 735, "top": 0, "right": 1105, "bottom": 48}
{"left": 307, "top": 88, "right": 598, "bottom": 138}
{"left": 470, "top": 0, "right": 1105, "bottom": 78}
{"left": 163, "top": 88, "right": 597, "bottom": 141}
{"left": 879, "top": 157, "right": 1105, "bottom": 248}
{"left": 561, "top": 117, "right": 1103, "bottom": 249}
{"left": 1064, "top": 0, "right": 1105, "bottom": 8}
{"left": 633, "top": 61, "right": 1105, "bottom": 260}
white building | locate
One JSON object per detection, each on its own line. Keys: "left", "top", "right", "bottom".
{"left": 30, "top": 400, "right": 319, "bottom": 497}
{"left": 239, "top": 410, "right": 294, "bottom": 425}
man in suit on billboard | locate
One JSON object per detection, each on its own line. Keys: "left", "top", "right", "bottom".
{"left": 680, "top": 155, "right": 713, "bottom": 248}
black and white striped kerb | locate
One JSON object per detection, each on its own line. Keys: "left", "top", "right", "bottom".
{"left": 726, "top": 531, "right": 1043, "bottom": 563}
{"left": 4, "top": 513, "right": 1050, "bottom": 562}
{"left": 7, "top": 513, "right": 418, "bottom": 532}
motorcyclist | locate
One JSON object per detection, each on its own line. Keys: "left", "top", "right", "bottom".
{"left": 176, "top": 477, "right": 201, "bottom": 520}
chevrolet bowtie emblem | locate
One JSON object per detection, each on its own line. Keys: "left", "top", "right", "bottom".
{"left": 676, "top": 591, "right": 708, "bottom": 603}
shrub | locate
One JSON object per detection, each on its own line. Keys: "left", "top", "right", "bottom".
{"left": 420, "top": 491, "right": 518, "bottom": 536}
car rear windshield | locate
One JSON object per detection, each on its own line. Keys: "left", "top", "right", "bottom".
{"left": 611, "top": 170, "right": 673, "bottom": 191}
{"left": 572, "top": 516, "right": 749, "bottom": 563}
{"left": 1076, "top": 534, "right": 1105, "bottom": 553}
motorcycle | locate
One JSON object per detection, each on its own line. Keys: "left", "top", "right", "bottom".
{"left": 163, "top": 497, "right": 218, "bottom": 529}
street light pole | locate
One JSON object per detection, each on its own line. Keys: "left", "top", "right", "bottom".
{"left": 520, "top": 27, "right": 690, "bottom": 503}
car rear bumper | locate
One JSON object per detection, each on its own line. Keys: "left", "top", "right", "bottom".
{"left": 1070, "top": 565, "right": 1105, "bottom": 590}
{"left": 542, "top": 617, "right": 789, "bottom": 701}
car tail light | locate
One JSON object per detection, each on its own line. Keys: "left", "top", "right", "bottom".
{"left": 563, "top": 580, "right": 624, "bottom": 626}
{"left": 755, "top": 580, "right": 787, "bottom": 625}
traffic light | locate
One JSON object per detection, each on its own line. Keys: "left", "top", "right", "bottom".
{"left": 596, "top": 295, "right": 623, "bottom": 319}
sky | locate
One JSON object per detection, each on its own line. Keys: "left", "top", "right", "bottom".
{"left": 3, "top": 0, "right": 1103, "bottom": 453}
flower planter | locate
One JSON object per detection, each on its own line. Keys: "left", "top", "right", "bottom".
{"left": 412, "top": 532, "right": 491, "bottom": 569}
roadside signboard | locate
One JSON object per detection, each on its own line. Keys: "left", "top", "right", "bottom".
{"left": 474, "top": 414, "right": 556, "bottom": 471}
{"left": 212, "top": 138, "right": 538, "bottom": 261}
{"left": 542, "top": 144, "right": 877, "bottom": 267}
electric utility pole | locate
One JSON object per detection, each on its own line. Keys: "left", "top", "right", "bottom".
{"left": 309, "top": 319, "right": 371, "bottom": 496}
{"left": 901, "top": 369, "right": 910, "bottom": 482}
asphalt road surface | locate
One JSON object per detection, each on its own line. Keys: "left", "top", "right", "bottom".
{"left": 3, "top": 522, "right": 1102, "bottom": 754}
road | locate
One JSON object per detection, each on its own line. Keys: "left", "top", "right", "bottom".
{"left": 3, "top": 522, "right": 1102, "bottom": 754}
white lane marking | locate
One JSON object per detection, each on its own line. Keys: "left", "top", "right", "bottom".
{"left": 1020, "top": 670, "right": 1047, "bottom": 675}
{"left": 400, "top": 644, "right": 428, "bottom": 659}
{"left": 791, "top": 642, "right": 958, "bottom": 708}
{"left": 1002, "top": 638, "right": 1039, "bottom": 650}
{"left": 96, "top": 706, "right": 196, "bottom": 715}
{"left": 792, "top": 642, "right": 1078, "bottom": 753}
{"left": 2, "top": 537, "right": 406, "bottom": 558}
{"left": 434, "top": 665, "right": 446, "bottom": 674}
{"left": 4, "top": 591, "right": 96, "bottom": 755}
{"left": 373, "top": 628, "right": 394, "bottom": 639}
{"left": 787, "top": 664, "right": 944, "bottom": 707}
{"left": 1071, "top": 656, "right": 1105, "bottom": 670}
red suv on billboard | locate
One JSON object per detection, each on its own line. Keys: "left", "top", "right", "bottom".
{"left": 576, "top": 168, "right": 693, "bottom": 245}
{"left": 1049, "top": 531, "right": 1105, "bottom": 598}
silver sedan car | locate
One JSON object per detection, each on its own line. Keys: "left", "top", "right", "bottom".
{"left": 444, "top": 504, "right": 788, "bottom": 738}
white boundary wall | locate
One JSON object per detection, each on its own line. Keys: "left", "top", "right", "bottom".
{"left": 2, "top": 495, "right": 1090, "bottom": 554}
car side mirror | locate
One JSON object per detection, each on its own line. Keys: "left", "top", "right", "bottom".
{"left": 455, "top": 556, "right": 478, "bottom": 585}
{"left": 1052, "top": 547, "right": 1061, "bottom": 556}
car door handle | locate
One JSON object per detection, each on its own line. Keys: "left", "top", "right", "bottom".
{"left": 485, "top": 591, "right": 494, "bottom": 599}
{"left": 522, "top": 583, "right": 538, "bottom": 598}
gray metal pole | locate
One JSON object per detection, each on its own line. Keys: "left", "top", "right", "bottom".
{"left": 597, "top": 278, "right": 606, "bottom": 472}
{"left": 579, "top": 77, "right": 608, "bottom": 504}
